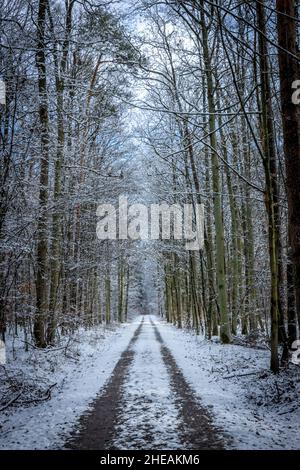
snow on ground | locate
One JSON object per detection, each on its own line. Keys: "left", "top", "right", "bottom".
{"left": 112, "top": 318, "right": 184, "bottom": 450}
{"left": 0, "top": 318, "right": 140, "bottom": 450}
{"left": 1, "top": 314, "right": 299, "bottom": 450}
{"left": 155, "top": 315, "right": 300, "bottom": 450}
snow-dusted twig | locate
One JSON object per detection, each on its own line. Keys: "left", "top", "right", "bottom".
{"left": 0, "top": 382, "right": 25, "bottom": 412}
{"left": 223, "top": 370, "right": 266, "bottom": 379}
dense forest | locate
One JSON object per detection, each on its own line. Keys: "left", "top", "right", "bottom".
{"left": 1, "top": 0, "right": 300, "bottom": 382}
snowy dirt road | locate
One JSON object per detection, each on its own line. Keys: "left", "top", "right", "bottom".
{"left": 67, "top": 316, "right": 225, "bottom": 450}
{"left": 3, "top": 314, "right": 298, "bottom": 450}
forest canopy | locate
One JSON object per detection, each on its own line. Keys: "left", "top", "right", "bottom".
{"left": 1, "top": 0, "right": 300, "bottom": 376}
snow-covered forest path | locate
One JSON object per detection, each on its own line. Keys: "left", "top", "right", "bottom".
{"left": 67, "top": 316, "right": 224, "bottom": 450}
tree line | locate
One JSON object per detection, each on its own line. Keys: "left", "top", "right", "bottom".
{"left": 0, "top": 0, "right": 138, "bottom": 347}
{"left": 135, "top": 0, "right": 300, "bottom": 373}
{"left": 1, "top": 0, "right": 300, "bottom": 373}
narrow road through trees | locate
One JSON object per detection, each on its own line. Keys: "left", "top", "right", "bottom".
{"left": 67, "top": 316, "right": 224, "bottom": 450}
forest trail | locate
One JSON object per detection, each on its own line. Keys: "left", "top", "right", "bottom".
{"left": 67, "top": 316, "right": 224, "bottom": 450}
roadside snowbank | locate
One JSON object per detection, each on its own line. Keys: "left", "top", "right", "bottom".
{"left": 0, "top": 318, "right": 140, "bottom": 450}
{"left": 156, "top": 316, "right": 300, "bottom": 450}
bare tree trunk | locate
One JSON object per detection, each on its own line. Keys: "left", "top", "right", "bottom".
{"left": 105, "top": 272, "right": 111, "bottom": 324}
{"left": 118, "top": 254, "right": 124, "bottom": 323}
{"left": 47, "top": 1, "right": 74, "bottom": 343}
{"left": 34, "top": 0, "right": 49, "bottom": 348}
{"left": 257, "top": 0, "right": 284, "bottom": 372}
{"left": 276, "top": 0, "right": 300, "bottom": 331}
{"left": 124, "top": 265, "right": 129, "bottom": 322}
{"left": 200, "top": 3, "right": 230, "bottom": 343}
{"left": 287, "top": 236, "right": 297, "bottom": 346}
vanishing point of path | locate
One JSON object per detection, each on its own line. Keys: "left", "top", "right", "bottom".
{"left": 66, "top": 316, "right": 225, "bottom": 450}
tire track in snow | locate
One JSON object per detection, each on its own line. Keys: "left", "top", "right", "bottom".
{"left": 66, "top": 319, "right": 144, "bottom": 449}
{"left": 151, "top": 318, "right": 224, "bottom": 449}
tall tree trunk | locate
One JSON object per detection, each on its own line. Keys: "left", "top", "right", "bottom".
{"left": 105, "top": 273, "right": 111, "bottom": 324}
{"left": 47, "top": 82, "right": 64, "bottom": 343}
{"left": 287, "top": 235, "right": 297, "bottom": 346}
{"left": 118, "top": 255, "right": 124, "bottom": 323}
{"left": 124, "top": 265, "right": 129, "bottom": 322}
{"left": 47, "top": 1, "right": 74, "bottom": 343}
{"left": 200, "top": 3, "right": 230, "bottom": 343}
{"left": 276, "top": 0, "right": 300, "bottom": 332}
{"left": 257, "top": 0, "right": 283, "bottom": 372}
{"left": 34, "top": 0, "right": 49, "bottom": 348}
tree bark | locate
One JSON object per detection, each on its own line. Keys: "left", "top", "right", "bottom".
{"left": 34, "top": 0, "right": 50, "bottom": 348}
{"left": 200, "top": 2, "right": 230, "bottom": 343}
{"left": 276, "top": 0, "right": 300, "bottom": 332}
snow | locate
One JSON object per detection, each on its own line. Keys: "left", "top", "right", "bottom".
{"left": 155, "top": 315, "right": 300, "bottom": 450}
{"left": 0, "top": 339, "right": 5, "bottom": 365}
{"left": 1, "top": 314, "right": 299, "bottom": 450}
{"left": 112, "top": 318, "right": 183, "bottom": 449}
{"left": 0, "top": 319, "right": 139, "bottom": 450}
